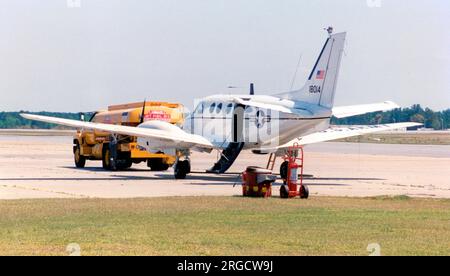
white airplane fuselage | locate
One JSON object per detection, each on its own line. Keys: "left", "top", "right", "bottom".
{"left": 184, "top": 94, "right": 332, "bottom": 150}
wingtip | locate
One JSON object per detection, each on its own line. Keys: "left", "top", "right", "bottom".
{"left": 384, "top": 101, "right": 400, "bottom": 109}
{"left": 20, "top": 113, "right": 42, "bottom": 120}
{"left": 410, "top": 122, "right": 424, "bottom": 127}
{"left": 389, "top": 122, "right": 423, "bottom": 128}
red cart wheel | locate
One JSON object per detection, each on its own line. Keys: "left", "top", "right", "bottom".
{"left": 299, "top": 185, "right": 309, "bottom": 199}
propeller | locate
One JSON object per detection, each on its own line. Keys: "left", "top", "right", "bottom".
{"left": 228, "top": 83, "right": 254, "bottom": 95}
{"left": 140, "top": 99, "right": 146, "bottom": 124}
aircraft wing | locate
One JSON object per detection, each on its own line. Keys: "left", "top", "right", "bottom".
{"left": 20, "top": 114, "right": 214, "bottom": 151}
{"left": 332, "top": 101, "right": 399, "bottom": 118}
{"left": 268, "top": 122, "right": 422, "bottom": 151}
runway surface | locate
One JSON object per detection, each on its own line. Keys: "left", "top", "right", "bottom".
{"left": 0, "top": 136, "right": 449, "bottom": 199}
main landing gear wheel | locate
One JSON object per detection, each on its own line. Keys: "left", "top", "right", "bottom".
{"left": 280, "top": 161, "right": 288, "bottom": 180}
{"left": 299, "top": 184, "right": 309, "bottom": 199}
{"left": 74, "top": 143, "right": 86, "bottom": 168}
{"left": 174, "top": 160, "right": 191, "bottom": 179}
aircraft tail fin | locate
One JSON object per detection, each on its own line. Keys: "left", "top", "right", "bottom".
{"left": 277, "top": 32, "right": 346, "bottom": 109}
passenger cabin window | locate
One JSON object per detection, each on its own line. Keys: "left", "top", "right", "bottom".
{"left": 216, "top": 103, "right": 222, "bottom": 114}
{"left": 226, "top": 103, "right": 233, "bottom": 114}
{"left": 209, "top": 103, "right": 216, "bottom": 114}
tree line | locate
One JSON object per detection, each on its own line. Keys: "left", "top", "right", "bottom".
{"left": 0, "top": 105, "right": 449, "bottom": 130}
{"left": 0, "top": 112, "right": 83, "bottom": 129}
{"left": 331, "top": 105, "right": 449, "bottom": 130}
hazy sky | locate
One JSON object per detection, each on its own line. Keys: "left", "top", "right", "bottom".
{"left": 0, "top": 0, "right": 449, "bottom": 112}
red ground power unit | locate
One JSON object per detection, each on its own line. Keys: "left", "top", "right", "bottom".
{"left": 242, "top": 166, "right": 277, "bottom": 198}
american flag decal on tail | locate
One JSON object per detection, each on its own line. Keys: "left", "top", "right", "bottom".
{"left": 316, "top": 70, "right": 325, "bottom": 80}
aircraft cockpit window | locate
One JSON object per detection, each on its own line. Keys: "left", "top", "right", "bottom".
{"left": 209, "top": 103, "right": 216, "bottom": 113}
{"left": 226, "top": 103, "right": 233, "bottom": 114}
{"left": 216, "top": 103, "right": 223, "bottom": 114}
{"left": 195, "top": 103, "right": 204, "bottom": 114}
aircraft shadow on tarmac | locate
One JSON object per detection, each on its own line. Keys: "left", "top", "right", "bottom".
{"left": 60, "top": 166, "right": 385, "bottom": 182}
{"left": 60, "top": 166, "right": 151, "bottom": 172}
{"left": 0, "top": 166, "right": 385, "bottom": 187}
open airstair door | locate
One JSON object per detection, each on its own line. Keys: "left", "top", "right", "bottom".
{"left": 207, "top": 104, "right": 245, "bottom": 174}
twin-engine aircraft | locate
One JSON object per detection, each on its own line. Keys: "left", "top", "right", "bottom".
{"left": 22, "top": 31, "right": 420, "bottom": 179}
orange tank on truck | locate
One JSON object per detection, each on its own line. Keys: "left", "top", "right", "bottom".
{"left": 73, "top": 101, "right": 184, "bottom": 171}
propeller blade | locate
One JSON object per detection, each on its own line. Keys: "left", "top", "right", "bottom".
{"left": 140, "top": 99, "right": 146, "bottom": 124}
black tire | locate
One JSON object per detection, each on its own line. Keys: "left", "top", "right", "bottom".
{"left": 280, "top": 161, "right": 289, "bottom": 180}
{"left": 102, "top": 145, "right": 117, "bottom": 171}
{"left": 119, "top": 158, "right": 133, "bottom": 170}
{"left": 280, "top": 184, "right": 289, "bottom": 199}
{"left": 299, "top": 185, "right": 309, "bottom": 199}
{"left": 148, "top": 159, "right": 170, "bottom": 171}
{"left": 184, "top": 160, "right": 191, "bottom": 174}
{"left": 102, "top": 145, "right": 110, "bottom": 170}
{"left": 74, "top": 144, "right": 86, "bottom": 168}
{"left": 174, "top": 160, "right": 190, "bottom": 179}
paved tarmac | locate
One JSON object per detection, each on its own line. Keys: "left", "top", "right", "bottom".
{"left": 0, "top": 136, "right": 449, "bottom": 199}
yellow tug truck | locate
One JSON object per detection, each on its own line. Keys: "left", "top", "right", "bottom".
{"left": 73, "top": 101, "right": 184, "bottom": 171}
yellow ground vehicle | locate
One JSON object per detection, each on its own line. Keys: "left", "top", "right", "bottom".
{"left": 73, "top": 101, "right": 184, "bottom": 171}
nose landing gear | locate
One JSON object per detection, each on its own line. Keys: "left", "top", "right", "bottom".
{"left": 174, "top": 159, "right": 191, "bottom": 179}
